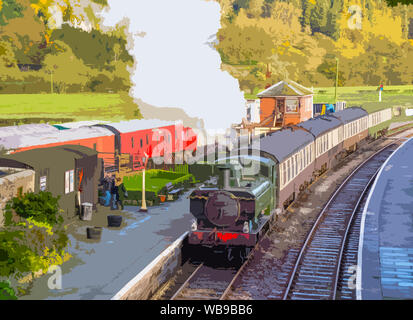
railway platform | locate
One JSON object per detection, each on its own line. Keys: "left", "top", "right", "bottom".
{"left": 358, "top": 137, "right": 413, "bottom": 299}
{"left": 20, "top": 191, "right": 193, "bottom": 300}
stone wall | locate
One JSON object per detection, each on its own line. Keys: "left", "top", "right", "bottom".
{"left": 0, "top": 168, "right": 35, "bottom": 227}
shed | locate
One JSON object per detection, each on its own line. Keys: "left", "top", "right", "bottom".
{"left": 0, "top": 145, "right": 100, "bottom": 219}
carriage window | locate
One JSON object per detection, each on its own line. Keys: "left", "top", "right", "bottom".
{"left": 310, "top": 144, "right": 314, "bottom": 162}
{"left": 303, "top": 148, "right": 306, "bottom": 168}
{"left": 131, "top": 137, "right": 134, "bottom": 148}
{"left": 280, "top": 164, "right": 284, "bottom": 187}
{"left": 287, "top": 159, "right": 291, "bottom": 182}
{"left": 295, "top": 154, "right": 298, "bottom": 176}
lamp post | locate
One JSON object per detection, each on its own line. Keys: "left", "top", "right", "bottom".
{"left": 139, "top": 152, "right": 149, "bottom": 212}
{"left": 334, "top": 57, "right": 339, "bottom": 104}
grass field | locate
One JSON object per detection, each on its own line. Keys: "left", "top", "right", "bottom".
{"left": 0, "top": 92, "right": 140, "bottom": 126}
{"left": 246, "top": 85, "right": 413, "bottom": 133}
{"left": 313, "top": 85, "right": 413, "bottom": 113}
{"left": 123, "top": 170, "right": 195, "bottom": 194}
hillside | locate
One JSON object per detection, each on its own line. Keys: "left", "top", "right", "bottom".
{"left": 0, "top": 0, "right": 135, "bottom": 96}
{"left": 215, "top": 0, "right": 413, "bottom": 95}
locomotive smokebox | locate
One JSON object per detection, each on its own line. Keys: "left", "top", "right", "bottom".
{"left": 205, "top": 191, "right": 240, "bottom": 227}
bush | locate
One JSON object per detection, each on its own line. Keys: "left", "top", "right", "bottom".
{"left": 10, "top": 192, "right": 62, "bottom": 226}
{"left": 0, "top": 281, "right": 17, "bottom": 300}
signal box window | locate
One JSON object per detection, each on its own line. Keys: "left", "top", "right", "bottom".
{"left": 286, "top": 99, "right": 298, "bottom": 113}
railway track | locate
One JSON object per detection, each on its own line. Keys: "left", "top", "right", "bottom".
{"left": 171, "top": 263, "right": 238, "bottom": 300}
{"left": 282, "top": 142, "right": 400, "bottom": 300}
{"left": 336, "top": 183, "right": 370, "bottom": 299}
{"left": 170, "top": 237, "right": 267, "bottom": 300}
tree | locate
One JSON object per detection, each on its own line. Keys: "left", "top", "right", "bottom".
{"left": 50, "top": 24, "right": 134, "bottom": 70}
{"left": 42, "top": 41, "right": 91, "bottom": 93}
{"left": 0, "top": 0, "right": 24, "bottom": 26}
{"left": 309, "top": 0, "right": 328, "bottom": 34}
{"left": 216, "top": 23, "right": 274, "bottom": 64}
{"left": 384, "top": 0, "right": 413, "bottom": 6}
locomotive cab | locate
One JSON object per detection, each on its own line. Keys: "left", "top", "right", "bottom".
{"left": 188, "top": 154, "right": 276, "bottom": 261}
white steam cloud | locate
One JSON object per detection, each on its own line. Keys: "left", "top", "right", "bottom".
{"left": 101, "top": 0, "right": 245, "bottom": 130}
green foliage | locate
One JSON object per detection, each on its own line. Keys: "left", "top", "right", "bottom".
{"left": 0, "top": 1, "right": 135, "bottom": 96}
{"left": 384, "top": 0, "right": 413, "bottom": 6}
{"left": 10, "top": 191, "right": 62, "bottom": 226}
{"left": 50, "top": 24, "right": 133, "bottom": 70}
{"left": 0, "top": 0, "right": 24, "bottom": 26}
{"left": 309, "top": 0, "right": 328, "bottom": 34}
{"left": 0, "top": 280, "right": 17, "bottom": 300}
{"left": 317, "top": 56, "right": 345, "bottom": 86}
{"left": 217, "top": 24, "right": 274, "bottom": 64}
{"left": 217, "top": 0, "right": 412, "bottom": 91}
{"left": 232, "top": 0, "right": 251, "bottom": 13}
{"left": 91, "top": 0, "right": 108, "bottom": 5}
{"left": 0, "top": 191, "right": 70, "bottom": 284}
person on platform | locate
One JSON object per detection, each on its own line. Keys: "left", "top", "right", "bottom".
{"left": 111, "top": 176, "right": 128, "bottom": 210}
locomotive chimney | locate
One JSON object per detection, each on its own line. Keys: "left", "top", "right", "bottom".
{"left": 219, "top": 166, "right": 231, "bottom": 189}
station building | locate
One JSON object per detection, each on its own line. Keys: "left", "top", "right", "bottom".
{"left": 257, "top": 80, "right": 314, "bottom": 128}
{"left": 0, "top": 145, "right": 100, "bottom": 220}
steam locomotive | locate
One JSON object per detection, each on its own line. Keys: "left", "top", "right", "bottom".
{"left": 187, "top": 107, "right": 393, "bottom": 261}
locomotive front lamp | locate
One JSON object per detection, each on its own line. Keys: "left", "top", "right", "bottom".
{"left": 243, "top": 221, "right": 250, "bottom": 234}
{"left": 191, "top": 219, "right": 197, "bottom": 231}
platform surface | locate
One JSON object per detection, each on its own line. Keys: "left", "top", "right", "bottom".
{"left": 21, "top": 191, "right": 193, "bottom": 300}
{"left": 359, "top": 138, "right": 413, "bottom": 299}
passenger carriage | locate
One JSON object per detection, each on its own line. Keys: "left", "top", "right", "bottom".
{"left": 332, "top": 107, "right": 369, "bottom": 152}
{"left": 259, "top": 127, "right": 315, "bottom": 210}
{"left": 297, "top": 115, "right": 343, "bottom": 175}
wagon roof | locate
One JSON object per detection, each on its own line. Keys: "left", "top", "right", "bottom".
{"left": 259, "top": 127, "right": 314, "bottom": 163}
{"left": 297, "top": 115, "right": 342, "bottom": 137}
{"left": 0, "top": 126, "right": 113, "bottom": 150}
{"left": 257, "top": 80, "right": 314, "bottom": 97}
{"left": 55, "top": 120, "right": 110, "bottom": 129}
{"left": 105, "top": 119, "right": 177, "bottom": 134}
{"left": 332, "top": 107, "right": 368, "bottom": 124}
{"left": 0, "top": 123, "right": 59, "bottom": 138}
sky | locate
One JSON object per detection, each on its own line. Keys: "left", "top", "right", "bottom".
{"left": 100, "top": 0, "right": 246, "bottom": 131}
